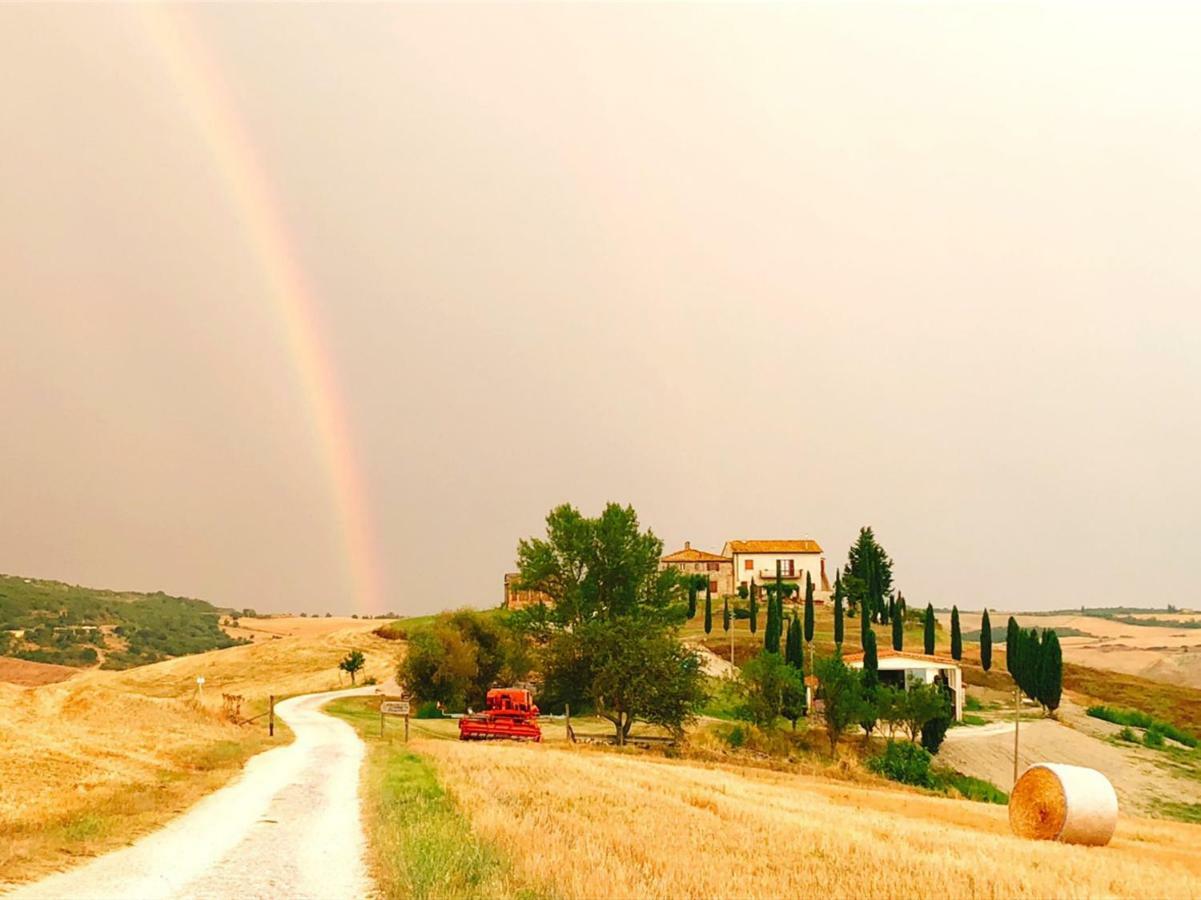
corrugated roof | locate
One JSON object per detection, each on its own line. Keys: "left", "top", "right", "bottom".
{"left": 724, "top": 539, "right": 823, "bottom": 554}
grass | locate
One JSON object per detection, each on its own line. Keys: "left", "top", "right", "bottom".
{"left": 1087, "top": 704, "right": 1198, "bottom": 748}
{"left": 326, "top": 696, "right": 539, "bottom": 900}
{"left": 1152, "top": 800, "right": 1201, "bottom": 824}
{"left": 420, "top": 739, "right": 1201, "bottom": 898}
{"left": 933, "top": 769, "right": 1007, "bottom": 805}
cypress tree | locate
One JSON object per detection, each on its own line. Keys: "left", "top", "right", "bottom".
{"left": 703, "top": 583, "right": 713, "bottom": 635}
{"left": 834, "top": 591, "right": 844, "bottom": 646}
{"left": 862, "top": 629, "right": 879, "bottom": 689}
{"left": 723, "top": 596, "right": 731, "bottom": 632}
{"left": 860, "top": 600, "right": 871, "bottom": 648}
{"left": 1006, "top": 616, "right": 1020, "bottom": 677}
{"left": 687, "top": 579, "right": 698, "bottom": 619}
{"left": 1041, "top": 629, "right": 1063, "bottom": 713}
{"left": 804, "top": 579, "right": 815, "bottom": 644}
{"left": 923, "top": 603, "right": 935, "bottom": 655}
{"left": 980, "top": 608, "right": 993, "bottom": 672}
{"left": 765, "top": 590, "right": 780, "bottom": 654}
{"left": 785, "top": 612, "right": 802, "bottom": 669}
{"left": 950, "top": 606, "right": 962, "bottom": 661}
{"left": 748, "top": 579, "right": 758, "bottom": 634}
{"left": 892, "top": 608, "right": 903, "bottom": 651}
{"left": 884, "top": 594, "right": 894, "bottom": 626}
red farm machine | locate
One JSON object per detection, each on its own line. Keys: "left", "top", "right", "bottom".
{"left": 458, "top": 688, "right": 542, "bottom": 742}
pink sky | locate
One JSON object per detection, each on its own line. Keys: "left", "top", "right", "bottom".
{"left": 2, "top": 4, "right": 1199, "bottom": 614}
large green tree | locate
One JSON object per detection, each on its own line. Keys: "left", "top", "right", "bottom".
{"left": 843, "top": 527, "right": 894, "bottom": 624}
{"left": 399, "top": 609, "right": 530, "bottom": 710}
{"left": 923, "top": 604, "right": 936, "bottom": 655}
{"left": 742, "top": 651, "right": 805, "bottom": 729}
{"left": 813, "top": 654, "right": 868, "bottom": 754}
{"left": 950, "top": 606, "right": 962, "bottom": 661}
{"left": 513, "top": 503, "right": 704, "bottom": 743}
{"left": 980, "top": 608, "right": 993, "bottom": 672}
{"left": 1039, "top": 629, "right": 1063, "bottom": 713}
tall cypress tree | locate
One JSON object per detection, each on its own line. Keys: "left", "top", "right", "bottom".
{"left": 862, "top": 629, "right": 879, "bottom": 689}
{"left": 722, "top": 596, "right": 731, "bottom": 633}
{"left": 804, "top": 579, "right": 815, "bottom": 644}
{"left": 1040, "top": 629, "right": 1063, "bottom": 712}
{"left": 950, "top": 606, "right": 962, "bottom": 661}
{"left": 785, "top": 612, "right": 802, "bottom": 669}
{"left": 1006, "top": 616, "right": 1020, "bottom": 677}
{"left": 833, "top": 591, "right": 844, "bottom": 647}
{"left": 703, "top": 583, "right": 713, "bottom": 635}
{"left": 891, "top": 608, "right": 903, "bottom": 651}
{"left": 923, "top": 603, "right": 936, "bottom": 655}
{"left": 860, "top": 600, "right": 871, "bottom": 648}
{"left": 687, "top": 579, "right": 698, "bottom": 620}
{"left": 765, "top": 590, "right": 780, "bottom": 654}
{"left": 748, "top": 579, "right": 758, "bottom": 635}
{"left": 980, "top": 608, "right": 993, "bottom": 672}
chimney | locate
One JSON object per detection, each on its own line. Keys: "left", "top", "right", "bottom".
{"left": 684, "top": 541, "right": 691, "bottom": 550}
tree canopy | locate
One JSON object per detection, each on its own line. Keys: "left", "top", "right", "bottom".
{"left": 843, "top": 527, "right": 894, "bottom": 624}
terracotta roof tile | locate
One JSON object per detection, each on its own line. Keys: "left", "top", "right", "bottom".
{"left": 661, "top": 545, "right": 731, "bottom": 563}
{"left": 725, "top": 539, "right": 823, "bottom": 554}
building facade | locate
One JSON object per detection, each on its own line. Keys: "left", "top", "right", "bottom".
{"left": 502, "top": 572, "right": 553, "bottom": 610}
{"left": 659, "top": 542, "right": 735, "bottom": 596}
{"left": 721, "top": 539, "right": 828, "bottom": 595}
{"left": 844, "top": 649, "right": 964, "bottom": 721}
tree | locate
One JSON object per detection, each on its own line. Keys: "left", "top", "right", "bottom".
{"left": 843, "top": 526, "right": 894, "bottom": 624}
{"left": 920, "top": 695, "right": 953, "bottom": 754}
{"left": 737, "top": 584, "right": 749, "bottom": 600}
{"left": 686, "top": 577, "right": 699, "bottom": 620}
{"left": 1006, "top": 616, "right": 1020, "bottom": 677}
{"left": 764, "top": 575, "right": 780, "bottom": 653}
{"left": 722, "top": 596, "right": 731, "bottom": 633}
{"left": 400, "top": 609, "right": 531, "bottom": 710}
{"left": 339, "top": 649, "right": 365, "bottom": 685}
{"left": 891, "top": 608, "right": 903, "bottom": 652}
{"left": 980, "top": 608, "right": 993, "bottom": 672}
{"left": 813, "top": 654, "right": 867, "bottom": 754}
{"left": 1040, "top": 629, "right": 1063, "bottom": 713}
{"left": 862, "top": 629, "right": 879, "bottom": 690}
{"left": 876, "top": 686, "right": 906, "bottom": 739}
{"left": 742, "top": 651, "right": 805, "bottom": 729}
{"left": 785, "top": 611, "right": 803, "bottom": 671}
{"left": 833, "top": 590, "right": 844, "bottom": 647}
{"left": 899, "top": 683, "right": 947, "bottom": 743}
{"left": 513, "top": 502, "right": 705, "bottom": 743}
{"left": 923, "top": 604, "right": 936, "bottom": 655}
{"left": 704, "top": 583, "right": 713, "bottom": 635}
{"left": 804, "top": 576, "right": 815, "bottom": 644}
{"left": 748, "top": 579, "right": 759, "bottom": 635}
{"left": 950, "top": 606, "right": 962, "bottom": 661}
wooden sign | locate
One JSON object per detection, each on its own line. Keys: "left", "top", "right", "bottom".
{"left": 381, "top": 699, "right": 410, "bottom": 716}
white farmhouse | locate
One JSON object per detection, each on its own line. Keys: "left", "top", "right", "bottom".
{"left": 844, "top": 649, "right": 965, "bottom": 721}
{"left": 721, "top": 539, "right": 829, "bottom": 595}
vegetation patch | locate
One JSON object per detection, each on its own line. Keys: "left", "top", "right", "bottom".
{"left": 326, "top": 697, "right": 538, "bottom": 899}
{"left": 1087, "top": 705, "right": 1198, "bottom": 748}
{"left": 1151, "top": 800, "right": 1201, "bottom": 825}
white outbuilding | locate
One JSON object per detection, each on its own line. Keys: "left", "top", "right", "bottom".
{"left": 844, "top": 649, "right": 964, "bottom": 721}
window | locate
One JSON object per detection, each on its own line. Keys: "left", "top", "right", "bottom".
{"left": 744, "top": 559, "right": 754, "bottom": 570}
{"left": 777, "top": 559, "right": 795, "bottom": 577}
{"left": 706, "top": 561, "right": 719, "bottom": 572}
{"left": 709, "top": 579, "right": 718, "bottom": 594}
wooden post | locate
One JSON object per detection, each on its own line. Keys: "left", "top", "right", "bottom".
{"left": 565, "top": 703, "right": 573, "bottom": 743}
{"left": 269, "top": 695, "right": 275, "bottom": 737}
{"left": 404, "top": 714, "right": 410, "bottom": 743}
{"left": 1013, "top": 686, "right": 1021, "bottom": 787}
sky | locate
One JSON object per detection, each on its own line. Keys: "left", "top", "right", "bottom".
{"left": 2, "top": 4, "right": 1199, "bottom": 616}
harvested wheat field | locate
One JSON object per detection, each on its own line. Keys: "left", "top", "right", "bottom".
{"left": 221, "top": 614, "right": 380, "bottom": 642}
{"left": 0, "top": 656, "right": 78, "bottom": 686}
{"left": 420, "top": 741, "right": 1201, "bottom": 899}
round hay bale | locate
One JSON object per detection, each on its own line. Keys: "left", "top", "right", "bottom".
{"left": 1009, "top": 763, "right": 1118, "bottom": 846}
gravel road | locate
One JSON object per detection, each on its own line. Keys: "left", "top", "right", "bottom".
{"left": 8, "top": 688, "right": 374, "bottom": 900}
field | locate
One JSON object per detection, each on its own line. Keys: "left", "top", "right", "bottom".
{"left": 415, "top": 739, "right": 1201, "bottom": 899}
{"left": 0, "top": 620, "right": 402, "bottom": 886}
{"left": 0, "top": 656, "right": 78, "bottom": 686}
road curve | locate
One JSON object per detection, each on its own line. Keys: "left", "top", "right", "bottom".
{"left": 8, "top": 688, "right": 375, "bottom": 900}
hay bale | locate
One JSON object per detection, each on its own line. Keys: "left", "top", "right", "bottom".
{"left": 1009, "top": 763, "right": 1118, "bottom": 846}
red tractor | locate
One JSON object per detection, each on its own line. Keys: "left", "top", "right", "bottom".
{"left": 458, "top": 688, "right": 542, "bottom": 742}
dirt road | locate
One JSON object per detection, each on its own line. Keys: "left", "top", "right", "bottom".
{"left": 7, "top": 688, "right": 373, "bottom": 900}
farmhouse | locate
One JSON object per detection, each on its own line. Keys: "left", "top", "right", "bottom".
{"left": 502, "top": 573, "right": 553, "bottom": 610}
{"left": 843, "top": 649, "right": 965, "bottom": 721}
{"left": 659, "top": 542, "right": 735, "bottom": 596}
{"left": 721, "top": 539, "right": 829, "bottom": 595}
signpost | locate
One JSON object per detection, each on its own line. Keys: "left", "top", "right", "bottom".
{"left": 196, "top": 676, "right": 205, "bottom": 704}
{"left": 380, "top": 697, "right": 410, "bottom": 741}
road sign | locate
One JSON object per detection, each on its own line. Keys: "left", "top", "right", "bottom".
{"left": 381, "top": 700, "right": 409, "bottom": 716}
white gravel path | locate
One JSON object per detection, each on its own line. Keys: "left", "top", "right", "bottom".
{"left": 8, "top": 688, "right": 375, "bottom": 900}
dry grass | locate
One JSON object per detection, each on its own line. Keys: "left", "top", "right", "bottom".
{"left": 420, "top": 740, "right": 1201, "bottom": 899}
{"left": 0, "top": 623, "right": 402, "bottom": 886}
{"left": 0, "top": 656, "right": 79, "bottom": 686}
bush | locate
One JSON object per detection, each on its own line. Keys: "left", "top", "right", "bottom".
{"left": 724, "top": 724, "right": 748, "bottom": 748}
{"left": 1144, "top": 726, "right": 1165, "bottom": 748}
{"left": 964, "top": 695, "right": 985, "bottom": 712}
{"left": 1117, "top": 726, "right": 1138, "bottom": 742}
{"left": 869, "top": 741, "right": 934, "bottom": 788}
{"left": 414, "top": 701, "right": 444, "bottom": 719}
{"left": 1088, "top": 704, "right": 1197, "bottom": 748}
{"left": 921, "top": 709, "right": 952, "bottom": 754}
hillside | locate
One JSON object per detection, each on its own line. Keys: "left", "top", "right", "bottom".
{"left": 0, "top": 574, "right": 243, "bottom": 670}
{"left": 0, "top": 619, "right": 401, "bottom": 885}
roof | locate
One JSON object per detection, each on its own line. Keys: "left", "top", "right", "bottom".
{"left": 842, "top": 649, "right": 960, "bottom": 667}
{"left": 661, "top": 544, "right": 731, "bottom": 563}
{"left": 723, "top": 539, "right": 823, "bottom": 554}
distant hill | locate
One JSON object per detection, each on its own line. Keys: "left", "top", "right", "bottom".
{"left": 0, "top": 574, "right": 244, "bottom": 670}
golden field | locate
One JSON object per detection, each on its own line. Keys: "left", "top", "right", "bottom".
{"left": 420, "top": 740, "right": 1201, "bottom": 899}
{"left": 0, "top": 623, "right": 402, "bottom": 885}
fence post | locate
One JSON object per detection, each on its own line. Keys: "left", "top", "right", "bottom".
{"left": 404, "top": 714, "right": 410, "bottom": 743}
{"left": 565, "top": 703, "right": 574, "bottom": 743}
{"left": 269, "top": 695, "right": 275, "bottom": 737}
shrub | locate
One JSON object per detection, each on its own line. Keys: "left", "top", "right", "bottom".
{"left": 869, "top": 741, "right": 934, "bottom": 788}
{"left": 921, "top": 709, "right": 952, "bottom": 754}
{"left": 415, "top": 701, "right": 444, "bottom": 719}
{"left": 964, "top": 695, "right": 985, "bottom": 712}
{"left": 1117, "top": 726, "right": 1138, "bottom": 742}
{"left": 724, "top": 724, "right": 748, "bottom": 749}
{"left": 1144, "top": 726, "right": 1165, "bottom": 748}
{"left": 936, "top": 770, "right": 1008, "bottom": 804}
{"left": 1088, "top": 705, "right": 1197, "bottom": 748}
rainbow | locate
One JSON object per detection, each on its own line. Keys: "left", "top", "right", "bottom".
{"left": 137, "top": 6, "right": 384, "bottom": 613}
